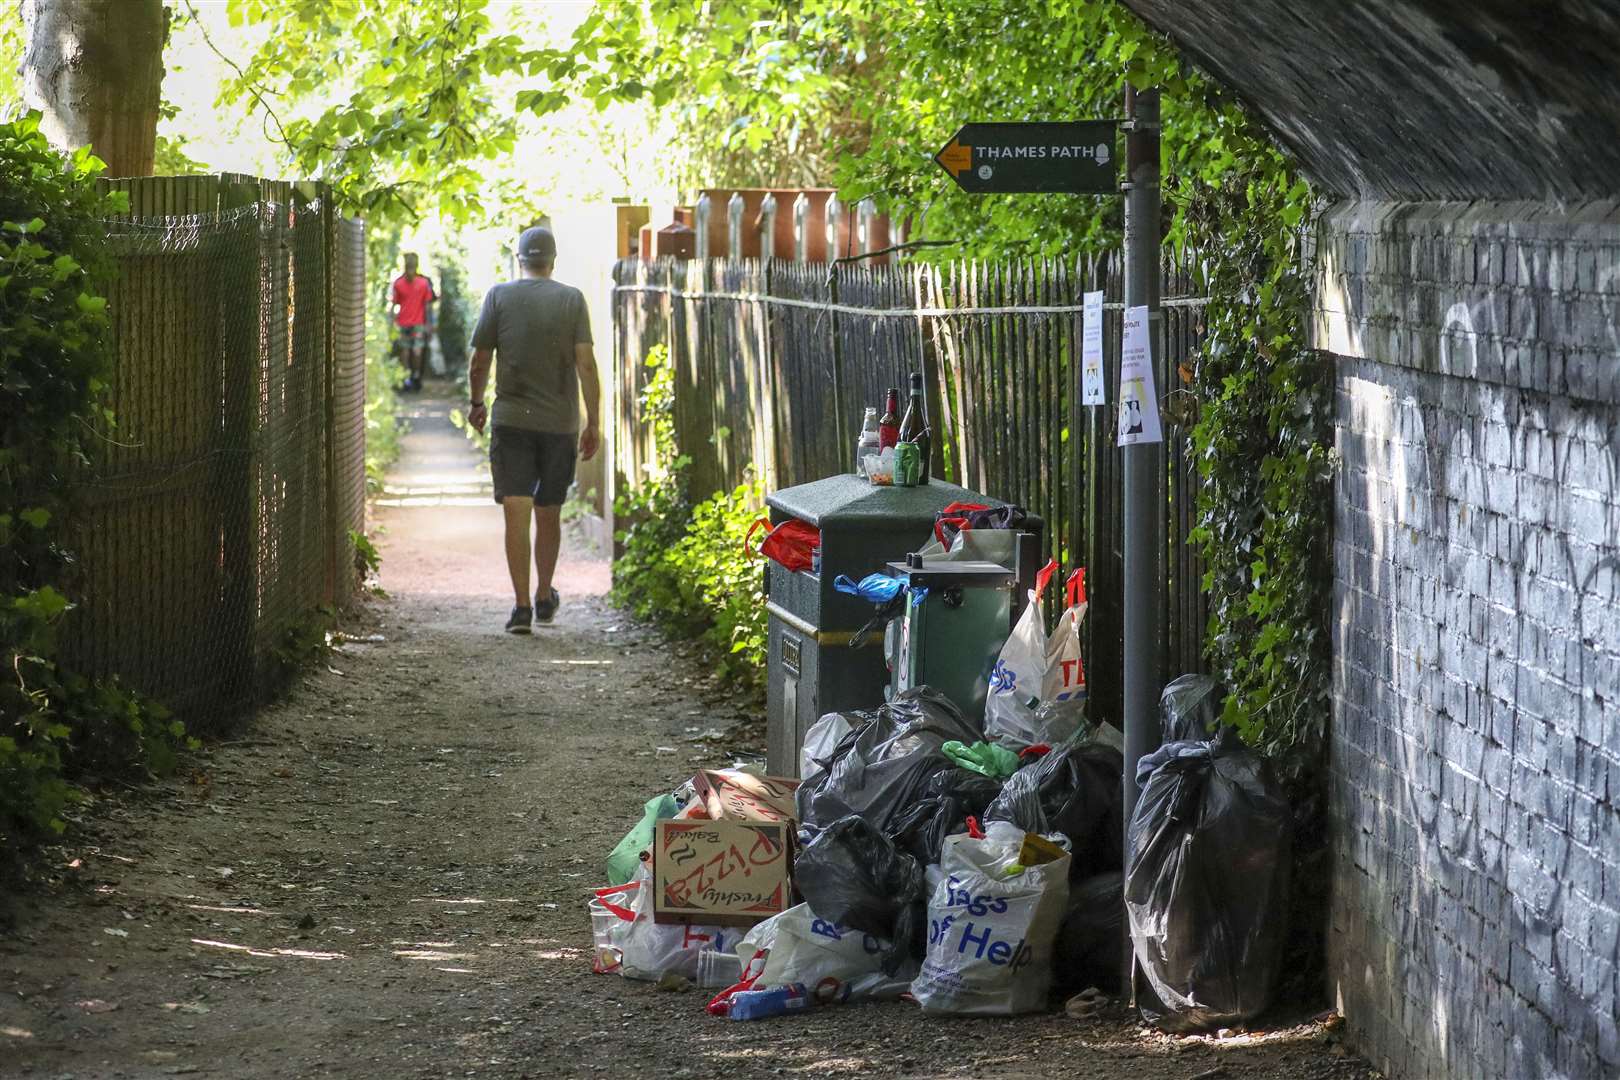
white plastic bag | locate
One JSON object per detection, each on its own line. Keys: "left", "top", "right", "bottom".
{"left": 911, "top": 821, "right": 1072, "bottom": 1015}
{"left": 744, "top": 903, "right": 914, "bottom": 1004}
{"left": 915, "top": 527, "right": 1021, "bottom": 568}
{"left": 609, "top": 866, "right": 739, "bottom": 982}
{"left": 985, "top": 565, "right": 1089, "bottom": 749}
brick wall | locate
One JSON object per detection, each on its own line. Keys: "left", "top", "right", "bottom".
{"left": 1315, "top": 200, "right": 1620, "bottom": 1079}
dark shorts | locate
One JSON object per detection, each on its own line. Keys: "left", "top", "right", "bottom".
{"left": 490, "top": 425, "right": 576, "bottom": 506}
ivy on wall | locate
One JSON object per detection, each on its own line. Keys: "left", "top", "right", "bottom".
{"left": 1176, "top": 119, "right": 1333, "bottom": 775}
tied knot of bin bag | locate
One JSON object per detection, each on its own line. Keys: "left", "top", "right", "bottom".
{"left": 1159, "top": 674, "right": 1225, "bottom": 742}
{"left": 1124, "top": 730, "right": 1293, "bottom": 1032}
{"left": 745, "top": 516, "right": 820, "bottom": 573}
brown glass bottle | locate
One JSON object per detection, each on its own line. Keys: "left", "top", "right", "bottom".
{"left": 878, "top": 388, "right": 900, "bottom": 449}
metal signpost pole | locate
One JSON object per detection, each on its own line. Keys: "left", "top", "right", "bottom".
{"left": 926, "top": 108, "right": 1148, "bottom": 987}
{"left": 1120, "top": 82, "right": 1163, "bottom": 912}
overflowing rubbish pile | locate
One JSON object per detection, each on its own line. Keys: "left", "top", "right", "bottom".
{"left": 589, "top": 500, "right": 1292, "bottom": 1031}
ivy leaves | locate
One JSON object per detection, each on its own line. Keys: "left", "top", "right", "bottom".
{"left": 611, "top": 346, "right": 767, "bottom": 689}
{"left": 1182, "top": 129, "right": 1331, "bottom": 770}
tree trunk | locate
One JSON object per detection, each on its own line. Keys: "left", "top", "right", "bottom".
{"left": 20, "top": 0, "right": 166, "bottom": 177}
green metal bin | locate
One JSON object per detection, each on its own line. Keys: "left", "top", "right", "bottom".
{"left": 763, "top": 474, "right": 1029, "bottom": 776}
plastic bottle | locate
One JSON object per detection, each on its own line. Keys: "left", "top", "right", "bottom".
{"left": 696, "top": 948, "right": 742, "bottom": 989}
{"left": 725, "top": 982, "right": 812, "bottom": 1020}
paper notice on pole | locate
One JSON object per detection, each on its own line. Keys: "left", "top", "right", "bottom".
{"left": 1081, "top": 290, "right": 1105, "bottom": 405}
{"left": 1116, "top": 305, "right": 1162, "bottom": 446}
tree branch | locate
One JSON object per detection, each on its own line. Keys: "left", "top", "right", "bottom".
{"left": 182, "top": 0, "right": 292, "bottom": 153}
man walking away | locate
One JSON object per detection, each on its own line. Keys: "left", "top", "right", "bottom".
{"left": 466, "top": 226, "right": 601, "bottom": 634}
{"left": 391, "top": 252, "right": 437, "bottom": 391}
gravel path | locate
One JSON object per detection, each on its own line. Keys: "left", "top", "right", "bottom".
{"left": 1, "top": 385, "right": 1378, "bottom": 1080}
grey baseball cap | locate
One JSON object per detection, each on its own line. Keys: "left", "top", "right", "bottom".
{"left": 518, "top": 226, "right": 557, "bottom": 263}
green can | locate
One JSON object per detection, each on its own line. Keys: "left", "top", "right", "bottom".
{"left": 895, "top": 441, "right": 922, "bottom": 487}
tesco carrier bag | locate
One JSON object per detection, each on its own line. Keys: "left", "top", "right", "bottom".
{"left": 602, "top": 865, "right": 738, "bottom": 982}
{"left": 985, "top": 564, "right": 1088, "bottom": 749}
{"left": 911, "top": 821, "right": 1072, "bottom": 1015}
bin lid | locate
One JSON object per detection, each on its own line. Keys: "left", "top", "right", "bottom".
{"left": 886, "top": 558, "right": 1015, "bottom": 588}
{"left": 766, "top": 474, "right": 1005, "bottom": 529}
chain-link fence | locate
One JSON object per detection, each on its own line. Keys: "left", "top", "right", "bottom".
{"left": 62, "top": 176, "right": 367, "bottom": 731}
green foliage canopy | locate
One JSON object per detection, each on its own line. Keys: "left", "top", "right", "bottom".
{"left": 532, "top": 0, "right": 1274, "bottom": 257}
{"left": 219, "top": 0, "right": 538, "bottom": 223}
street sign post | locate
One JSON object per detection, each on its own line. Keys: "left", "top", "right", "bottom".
{"left": 933, "top": 121, "right": 1118, "bottom": 194}
{"left": 928, "top": 104, "right": 1158, "bottom": 1000}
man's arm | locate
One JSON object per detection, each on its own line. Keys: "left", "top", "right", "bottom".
{"left": 575, "top": 341, "right": 601, "bottom": 461}
{"left": 467, "top": 288, "right": 498, "bottom": 432}
{"left": 468, "top": 347, "right": 493, "bottom": 433}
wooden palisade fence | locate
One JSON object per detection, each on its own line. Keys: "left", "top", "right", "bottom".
{"left": 611, "top": 254, "right": 1209, "bottom": 727}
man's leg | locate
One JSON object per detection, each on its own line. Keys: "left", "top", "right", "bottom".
{"left": 503, "top": 495, "right": 535, "bottom": 606}
{"left": 409, "top": 334, "right": 426, "bottom": 386}
{"left": 532, "top": 503, "right": 562, "bottom": 600}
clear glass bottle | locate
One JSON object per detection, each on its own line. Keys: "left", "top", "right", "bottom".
{"left": 855, "top": 406, "right": 880, "bottom": 476}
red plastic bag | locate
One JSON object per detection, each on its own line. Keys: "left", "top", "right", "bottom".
{"left": 745, "top": 517, "right": 820, "bottom": 573}
{"left": 932, "top": 501, "right": 991, "bottom": 547}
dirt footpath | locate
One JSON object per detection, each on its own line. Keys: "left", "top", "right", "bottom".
{"left": 1, "top": 386, "right": 1376, "bottom": 1080}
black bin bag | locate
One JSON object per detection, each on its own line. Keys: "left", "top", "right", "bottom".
{"left": 796, "top": 687, "right": 982, "bottom": 835}
{"left": 1160, "top": 674, "right": 1225, "bottom": 742}
{"left": 1053, "top": 871, "right": 1124, "bottom": 992}
{"left": 794, "top": 815, "right": 927, "bottom": 973}
{"left": 983, "top": 740, "right": 1124, "bottom": 879}
{"left": 1125, "top": 730, "right": 1293, "bottom": 1032}
{"left": 887, "top": 768, "right": 1004, "bottom": 866}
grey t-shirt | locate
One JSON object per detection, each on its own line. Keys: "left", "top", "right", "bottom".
{"left": 470, "top": 277, "right": 592, "bottom": 433}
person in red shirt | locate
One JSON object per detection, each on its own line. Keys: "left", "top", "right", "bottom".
{"left": 390, "top": 252, "right": 437, "bottom": 391}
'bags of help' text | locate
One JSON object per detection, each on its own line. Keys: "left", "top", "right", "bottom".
{"left": 910, "top": 822, "right": 1071, "bottom": 1014}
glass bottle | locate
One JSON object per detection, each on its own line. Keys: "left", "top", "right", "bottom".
{"left": 878, "top": 388, "right": 900, "bottom": 449}
{"left": 854, "top": 407, "right": 880, "bottom": 476}
{"left": 898, "top": 372, "right": 931, "bottom": 482}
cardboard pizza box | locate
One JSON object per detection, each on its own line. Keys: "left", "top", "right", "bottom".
{"left": 652, "top": 818, "right": 793, "bottom": 926}
{"left": 691, "top": 770, "right": 800, "bottom": 823}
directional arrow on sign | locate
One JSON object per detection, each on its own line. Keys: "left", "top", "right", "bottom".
{"left": 933, "top": 121, "right": 1119, "bottom": 195}
{"left": 934, "top": 138, "right": 973, "bottom": 179}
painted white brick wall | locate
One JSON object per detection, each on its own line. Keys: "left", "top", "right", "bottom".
{"left": 1316, "top": 200, "right": 1620, "bottom": 1080}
